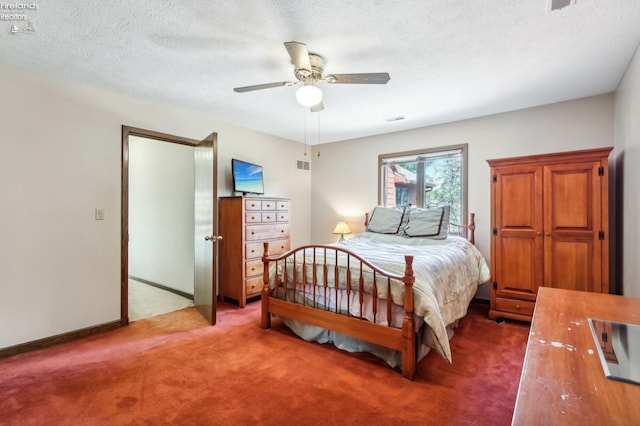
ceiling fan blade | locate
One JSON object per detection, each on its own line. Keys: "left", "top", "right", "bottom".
{"left": 233, "top": 81, "right": 292, "bottom": 93}
{"left": 310, "top": 101, "right": 324, "bottom": 113}
{"left": 284, "top": 41, "right": 312, "bottom": 71}
{"left": 325, "top": 73, "right": 390, "bottom": 84}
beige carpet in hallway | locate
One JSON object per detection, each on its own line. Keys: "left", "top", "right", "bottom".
{"left": 128, "top": 279, "right": 193, "bottom": 321}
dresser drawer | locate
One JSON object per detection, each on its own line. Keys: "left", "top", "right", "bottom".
{"left": 246, "top": 276, "right": 263, "bottom": 296}
{"left": 245, "top": 241, "right": 264, "bottom": 259}
{"left": 277, "top": 200, "right": 290, "bottom": 210}
{"left": 276, "top": 212, "right": 289, "bottom": 222}
{"left": 267, "top": 238, "right": 290, "bottom": 255}
{"left": 245, "top": 224, "right": 289, "bottom": 241}
{"left": 245, "top": 199, "right": 262, "bottom": 211}
{"left": 246, "top": 239, "right": 290, "bottom": 259}
{"left": 245, "top": 259, "right": 264, "bottom": 277}
{"left": 261, "top": 200, "right": 276, "bottom": 210}
{"left": 495, "top": 297, "right": 535, "bottom": 317}
{"left": 261, "top": 212, "right": 276, "bottom": 222}
{"left": 245, "top": 212, "right": 277, "bottom": 223}
{"left": 245, "top": 212, "right": 262, "bottom": 223}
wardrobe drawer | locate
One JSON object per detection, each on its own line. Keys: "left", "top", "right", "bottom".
{"left": 495, "top": 297, "right": 535, "bottom": 317}
{"left": 245, "top": 224, "right": 289, "bottom": 241}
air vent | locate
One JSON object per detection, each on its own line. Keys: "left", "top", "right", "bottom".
{"left": 296, "top": 159, "right": 311, "bottom": 172}
{"left": 384, "top": 116, "right": 405, "bottom": 122}
{"left": 548, "top": 0, "right": 576, "bottom": 11}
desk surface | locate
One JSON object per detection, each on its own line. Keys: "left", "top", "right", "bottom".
{"left": 512, "top": 287, "right": 640, "bottom": 425}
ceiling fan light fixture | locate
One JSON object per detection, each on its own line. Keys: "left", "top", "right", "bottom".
{"left": 296, "top": 84, "right": 323, "bottom": 107}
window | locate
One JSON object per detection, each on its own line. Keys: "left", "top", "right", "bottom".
{"left": 378, "top": 144, "right": 467, "bottom": 232}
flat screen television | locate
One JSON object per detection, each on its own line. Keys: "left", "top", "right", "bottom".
{"left": 232, "top": 158, "right": 264, "bottom": 195}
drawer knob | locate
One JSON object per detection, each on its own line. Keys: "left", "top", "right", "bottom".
{"left": 266, "top": 216, "right": 271, "bottom": 219}
{"left": 515, "top": 305, "right": 521, "bottom": 310}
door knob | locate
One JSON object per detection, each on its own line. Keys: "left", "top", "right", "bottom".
{"left": 204, "top": 235, "right": 223, "bottom": 241}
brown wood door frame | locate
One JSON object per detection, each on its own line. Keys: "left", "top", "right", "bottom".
{"left": 120, "top": 126, "right": 217, "bottom": 325}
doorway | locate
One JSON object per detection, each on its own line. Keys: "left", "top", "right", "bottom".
{"left": 121, "top": 126, "right": 218, "bottom": 325}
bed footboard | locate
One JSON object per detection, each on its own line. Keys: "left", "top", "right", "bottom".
{"left": 261, "top": 243, "right": 417, "bottom": 380}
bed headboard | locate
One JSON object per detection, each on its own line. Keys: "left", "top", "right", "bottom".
{"left": 451, "top": 213, "right": 475, "bottom": 245}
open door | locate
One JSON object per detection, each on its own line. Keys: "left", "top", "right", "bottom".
{"left": 194, "top": 133, "right": 218, "bottom": 324}
{"left": 121, "top": 127, "right": 218, "bottom": 326}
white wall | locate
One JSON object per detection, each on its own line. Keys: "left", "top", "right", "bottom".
{"left": 311, "top": 95, "right": 615, "bottom": 299}
{"left": 129, "top": 136, "right": 195, "bottom": 295}
{"left": 0, "top": 64, "right": 311, "bottom": 349}
{"left": 614, "top": 44, "right": 640, "bottom": 298}
{"left": 2, "top": 51, "right": 635, "bottom": 348}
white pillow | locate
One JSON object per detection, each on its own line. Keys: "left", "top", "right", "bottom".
{"left": 404, "top": 206, "right": 450, "bottom": 239}
{"left": 366, "top": 206, "right": 406, "bottom": 234}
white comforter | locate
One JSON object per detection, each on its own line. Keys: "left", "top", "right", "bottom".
{"left": 288, "top": 232, "right": 491, "bottom": 363}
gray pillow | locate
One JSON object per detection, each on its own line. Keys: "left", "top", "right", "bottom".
{"left": 404, "top": 206, "right": 450, "bottom": 239}
{"left": 366, "top": 206, "right": 406, "bottom": 234}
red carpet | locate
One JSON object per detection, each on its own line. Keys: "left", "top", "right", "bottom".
{"left": 0, "top": 302, "right": 529, "bottom": 425}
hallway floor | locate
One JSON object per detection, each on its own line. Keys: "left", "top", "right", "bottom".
{"left": 128, "top": 279, "right": 193, "bottom": 321}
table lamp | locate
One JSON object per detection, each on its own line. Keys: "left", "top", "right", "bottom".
{"left": 332, "top": 222, "right": 352, "bottom": 242}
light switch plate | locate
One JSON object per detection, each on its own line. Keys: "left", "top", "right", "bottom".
{"left": 95, "top": 208, "right": 105, "bottom": 220}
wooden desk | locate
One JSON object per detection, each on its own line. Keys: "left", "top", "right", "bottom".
{"left": 512, "top": 287, "right": 640, "bottom": 425}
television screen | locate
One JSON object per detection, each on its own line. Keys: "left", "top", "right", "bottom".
{"left": 232, "top": 158, "right": 264, "bottom": 195}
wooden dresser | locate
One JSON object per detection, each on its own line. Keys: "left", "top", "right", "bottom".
{"left": 513, "top": 287, "right": 640, "bottom": 425}
{"left": 487, "top": 147, "right": 612, "bottom": 322}
{"left": 218, "top": 196, "right": 290, "bottom": 307}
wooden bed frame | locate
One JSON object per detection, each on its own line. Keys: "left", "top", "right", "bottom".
{"left": 260, "top": 213, "right": 476, "bottom": 380}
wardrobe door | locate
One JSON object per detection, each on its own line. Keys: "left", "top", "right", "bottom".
{"left": 543, "top": 161, "right": 603, "bottom": 293}
{"left": 492, "top": 165, "right": 544, "bottom": 303}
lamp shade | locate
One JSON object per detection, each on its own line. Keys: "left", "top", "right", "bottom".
{"left": 296, "top": 84, "right": 323, "bottom": 107}
{"left": 332, "top": 222, "right": 352, "bottom": 235}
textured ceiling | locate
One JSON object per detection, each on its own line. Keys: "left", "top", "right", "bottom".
{"left": 1, "top": 0, "right": 640, "bottom": 143}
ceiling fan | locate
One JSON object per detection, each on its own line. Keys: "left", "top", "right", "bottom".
{"left": 233, "top": 41, "right": 390, "bottom": 112}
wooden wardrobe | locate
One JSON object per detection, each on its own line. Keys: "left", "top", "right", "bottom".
{"left": 487, "top": 147, "right": 612, "bottom": 322}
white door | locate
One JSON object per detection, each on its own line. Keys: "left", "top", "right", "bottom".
{"left": 194, "top": 133, "right": 218, "bottom": 324}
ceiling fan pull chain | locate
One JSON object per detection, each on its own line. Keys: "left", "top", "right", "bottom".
{"left": 304, "top": 112, "right": 308, "bottom": 157}
{"left": 316, "top": 112, "right": 320, "bottom": 157}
